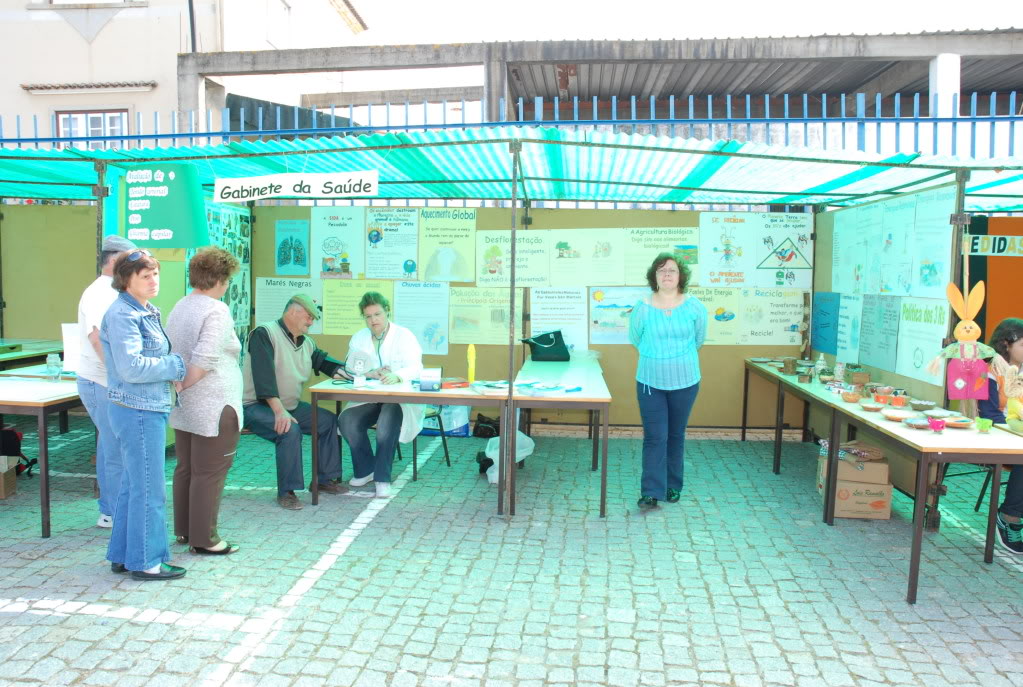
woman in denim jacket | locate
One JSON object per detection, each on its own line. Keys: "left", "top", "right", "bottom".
{"left": 100, "top": 249, "right": 187, "bottom": 581}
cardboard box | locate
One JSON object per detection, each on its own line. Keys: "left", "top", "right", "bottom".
{"left": 817, "top": 458, "right": 892, "bottom": 519}
{"left": 817, "top": 455, "right": 890, "bottom": 486}
{"left": 0, "top": 455, "right": 18, "bottom": 472}
{"left": 0, "top": 467, "right": 15, "bottom": 499}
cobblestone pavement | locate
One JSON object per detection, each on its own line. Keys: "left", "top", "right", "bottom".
{"left": 1, "top": 413, "right": 1022, "bottom": 686}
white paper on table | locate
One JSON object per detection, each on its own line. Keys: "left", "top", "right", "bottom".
{"left": 60, "top": 323, "right": 79, "bottom": 372}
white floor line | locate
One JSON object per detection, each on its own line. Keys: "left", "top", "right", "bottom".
{"left": 208, "top": 437, "right": 443, "bottom": 685}
{"left": 1, "top": 437, "right": 444, "bottom": 680}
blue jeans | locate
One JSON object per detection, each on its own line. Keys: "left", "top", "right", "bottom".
{"left": 243, "top": 401, "right": 341, "bottom": 496}
{"left": 77, "top": 378, "right": 123, "bottom": 518}
{"left": 106, "top": 403, "right": 170, "bottom": 571}
{"left": 637, "top": 381, "right": 699, "bottom": 501}
{"left": 1001, "top": 470, "right": 1023, "bottom": 519}
{"left": 338, "top": 403, "right": 404, "bottom": 483}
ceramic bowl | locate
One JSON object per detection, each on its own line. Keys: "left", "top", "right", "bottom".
{"left": 945, "top": 417, "right": 974, "bottom": 429}
{"left": 873, "top": 393, "right": 891, "bottom": 405}
{"left": 881, "top": 408, "right": 917, "bottom": 422}
{"left": 903, "top": 417, "right": 930, "bottom": 430}
{"left": 859, "top": 402, "right": 883, "bottom": 412}
{"left": 841, "top": 391, "right": 861, "bottom": 403}
{"left": 819, "top": 374, "right": 834, "bottom": 383}
{"left": 1008, "top": 418, "right": 1023, "bottom": 434}
{"left": 875, "top": 385, "right": 895, "bottom": 395}
{"left": 890, "top": 396, "right": 909, "bottom": 407}
{"left": 923, "top": 408, "right": 955, "bottom": 418}
{"left": 909, "top": 399, "right": 936, "bottom": 412}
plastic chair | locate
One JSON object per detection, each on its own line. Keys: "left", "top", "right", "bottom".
{"left": 400, "top": 407, "right": 451, "bottom": 481}
{"left": 975, "top": 465, "right": 1013, "bottom": 512}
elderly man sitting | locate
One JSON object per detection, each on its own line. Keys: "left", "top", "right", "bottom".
{"left": 242, "top": 294, "right": 349, "bottom": 510}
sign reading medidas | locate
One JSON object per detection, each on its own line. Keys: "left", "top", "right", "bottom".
{"left": 214, "top": 171, "right": 378, "bottom": 201}
{"left": 123, "top": 164, "right": 207, "bottom": 248}
{"left": 966, "top": 234, "right": 1023, "bottom": 257}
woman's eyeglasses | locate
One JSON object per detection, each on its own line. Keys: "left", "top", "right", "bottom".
{"left": 126, "top": 249, "right": 152, "bottom": 262}
{"left": 656, "top": 267, "right": 679, "bottom": 275}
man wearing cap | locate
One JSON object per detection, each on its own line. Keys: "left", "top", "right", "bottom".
{"left": 242, "top": 294, "right": 350, "bottom": 509}
{"left": 76, "top": 234, "right": 138, "bottom": 528}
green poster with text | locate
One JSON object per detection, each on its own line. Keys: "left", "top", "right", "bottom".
{"left": 122, "top": 163, "right": 208, "bottom": 249}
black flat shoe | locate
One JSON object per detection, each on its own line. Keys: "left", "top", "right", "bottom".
{"left": 176, "top": 535, "right": 189, "bottom": 544}
{"left": 111, "top": 562, "right": 127, "bottom": 574}
{"left": 666, "top": 489, "right": 681, "bottom": 503}
{"left": 638, "top": 496, "right": 659, "bottom": 510}
{"left": 131, "top": 563, "right": 186, "bottom": 581}
{"left": 190, "top": 543, "right": 239, "bottom": 556}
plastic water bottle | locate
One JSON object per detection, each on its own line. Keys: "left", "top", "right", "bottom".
{"left": 45, "top": 353, "right": 62, "bottom": 382}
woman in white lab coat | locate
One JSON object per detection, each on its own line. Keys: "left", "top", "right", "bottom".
{"left": 338, "top": 291, "right": 424, "bottom": 498}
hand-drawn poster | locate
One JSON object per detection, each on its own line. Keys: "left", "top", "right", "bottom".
{"left": 548, "top": 229, "right": 625, "bottom": 286}
{"left": 624, "top": 226, "right": 700, "bottom": 286}
{"left": 699, "top": 212, "right": 813, "bottom": 289}
{"left": 530, "top": 287, "right": 589, "bottom": 353}
{"left": 419, "top": 208, "right": 476, "bottom": 282}
{"left": 187, "top": 203, "right": 253, "bottom": 350}
{"left": 830, "top": 206, "right": 870, "bottom": 294}
{"left": 859, "top": 294, "right": 901, "bottom": 372}
{"left": 449, "top": 287, "right": 524, "bottom": 345}
{"left": 366, "top": 208, "right": 419, "bottom": 280}
{"left": 394, "top": 281, "right": 450, "bottom": 356}
{"left": 738, "top": 288, "right": 805, "bottom": 346}
{"left": 475, "top": 230, "right": 550, "bottom": 287}
{"left": 311, "top": 207, "right": 365, "bottom": 279}
{"left": 836, "top": 293, "right": 864, "bottom": 364}
{"left": 589, "top": 286, "right": 648, "bottom": 345}
{"left": 322, "top": 279, "right": 394, "bottom": 336}
{"left": 854, "top": 203, "right": 884, "bottom": 295}
{"left": 274, "top": 219, "right": 309, "bottom": 276}
{"left": 254, "top": 277, "right": 323, "bottom": 335}
{"left": 875, "top": 197, "right": 914, "bottom": 295}
{"left": 895, "top": 297, "right": 949, "bottom": 386}
{"left": 687, "top": 287, "right": 739, "bottom": 345}
{"left": 810, "top": 292, "right": 840, "bottom": 355}
{"left": 910, "top": 185, "right": 956, "bottom": 300}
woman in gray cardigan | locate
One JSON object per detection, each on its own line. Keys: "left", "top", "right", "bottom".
{"left": 167, "top": 247, "right": 242, "bottom": 555}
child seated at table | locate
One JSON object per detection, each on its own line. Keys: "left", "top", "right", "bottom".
{"left": 978, "top": 317, "right": 1023, "bottom": 554}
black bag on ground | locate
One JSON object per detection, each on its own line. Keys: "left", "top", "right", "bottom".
{"left": 472, "top": 413, "right": 500, "bottom": 439}
{"left": 521, "top": 330, "right": 570, "bottom": 362}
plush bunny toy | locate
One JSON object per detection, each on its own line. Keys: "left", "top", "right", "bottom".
{"left": 929, "top": 281, "right": 996, "bottom": 400}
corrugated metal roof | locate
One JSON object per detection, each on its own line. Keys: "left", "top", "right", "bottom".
{"left": 0, "top": 126, "right": 1019, "bottom": 210}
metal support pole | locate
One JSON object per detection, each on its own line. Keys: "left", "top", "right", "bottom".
{"left": 94, "top": 161, "right": 108, "bottom": 276}
{"left": 500, "top": 141, "right": 522, "bottom": 516}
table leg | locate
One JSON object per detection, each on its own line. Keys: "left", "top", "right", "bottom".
{"left": 600, "top": 404, "right": 609, "bottom": 518}
{"left": 985, "top": 463, "right": 1002, "bottom": 564}
{"left": 823, "top": 407, "right": 840, "bottom": 526}
{"left": 740, "top": 367, "right": 750, "bottom": 442}
{"left": 773, "top": 381, "right": 784, "bottom": 474}
{"left": 497, "top": 401, "right": 507, "bottom": 516}
{"left": 907, "top": 453, "right": 930, "bottom": 604}
{"left": 590, "top": 407, "right": 598, "bottom": 472}
{"left": 310, "top": 393, "right": 320, "bottom": 506}
{"left": 801, "top": 400, "right": 810, "bottom": 443}
{"left": 38, "top": 411, "right": 50, "bottom": 538}
{"left": 59, "top": 410, "right": 69, "bottom": 434}
{"left": 508, "top": 400, "right": 517, "bottom": 516}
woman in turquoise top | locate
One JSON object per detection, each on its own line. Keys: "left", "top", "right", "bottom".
{"left": 628, "top": 252, "right": 707, "bottom": 510}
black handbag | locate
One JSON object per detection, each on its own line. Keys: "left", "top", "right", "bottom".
{"left": 521, "top": 330, "right": 570, "bottom": 362}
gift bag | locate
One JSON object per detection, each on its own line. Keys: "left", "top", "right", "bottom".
{"left": 521, "top": 330, "right": 570, "bottom": 362}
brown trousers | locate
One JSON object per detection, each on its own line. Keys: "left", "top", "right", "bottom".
{"left": 173, "top": 407, "right": 239, "bottom": 548}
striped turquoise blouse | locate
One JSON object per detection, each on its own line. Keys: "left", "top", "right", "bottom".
{"left": 628, "top": 295, "right": 707, "bottom": 390}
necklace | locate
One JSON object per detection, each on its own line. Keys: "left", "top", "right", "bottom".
{"left": 373, "top": 324, "right": 389, "bottom": 341}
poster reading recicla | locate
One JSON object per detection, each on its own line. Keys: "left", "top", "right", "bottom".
{"left": 895, "top": 297, "right": 949, "bottom": 386}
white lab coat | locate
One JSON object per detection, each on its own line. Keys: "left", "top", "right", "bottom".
{"left": 344, "top": 322, "right": 425, "bottom": 444}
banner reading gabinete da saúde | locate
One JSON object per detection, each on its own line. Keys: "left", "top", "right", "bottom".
{"left": 214, "top": 171, "right": 379, "bottom": 202}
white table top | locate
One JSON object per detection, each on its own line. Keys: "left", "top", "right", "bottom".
{"left": 514, "top": 356, "right": 611, "bottom": 403}
{"left": 0, "top": 378, "right": 80, "bottom": 406}
{"left": 747, "top": 360, "right": 1023, "bottom": 456}
{"left": 0, "top": 363, "right": 76, "bottom": 380}
{"left": 308, "top": 378, "right": 487, "bottom": 403}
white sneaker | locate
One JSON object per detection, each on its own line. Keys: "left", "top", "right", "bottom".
{"left": 349, "top": 473, "right": 374, "bottom": 487}
{"left": 374, "top": 482, "right": 392, "bottom": 498}
{"left": 97, "top": 514, "right": 113, "bottom": 528}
